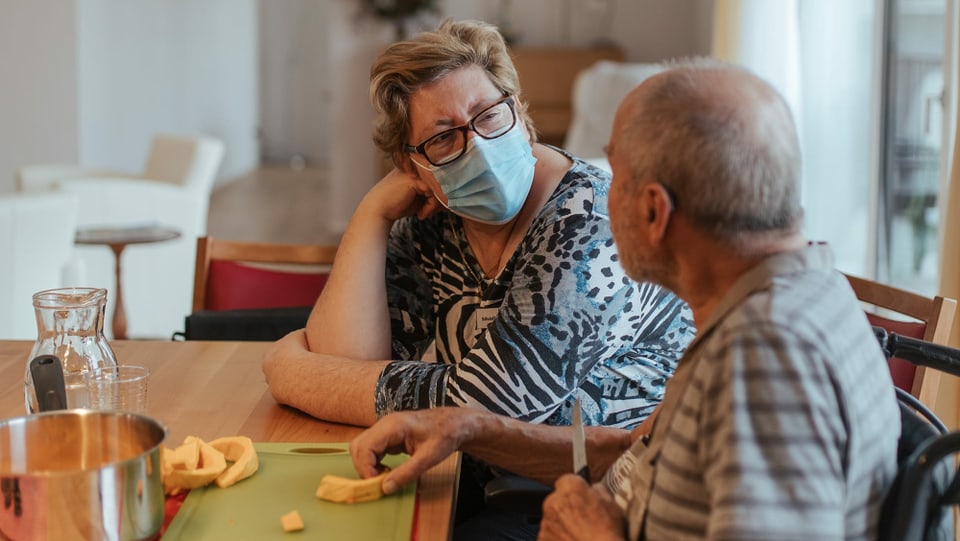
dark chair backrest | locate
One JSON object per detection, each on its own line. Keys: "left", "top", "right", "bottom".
{"left": 179, "top": 306, "right": 313, "bottom": 341}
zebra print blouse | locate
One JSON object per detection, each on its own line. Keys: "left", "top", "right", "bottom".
{"left": 374, "top": 157, "right": 695, "bottom": 428}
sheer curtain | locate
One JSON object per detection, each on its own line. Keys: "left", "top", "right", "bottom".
{"left": 711, "top": 0, "right": 879, "bottom": 277}
{"left": 711, "top": 0, "right": 802, "bottom": 123}
{"left": 937, "top": 0, "right": 960, "bottom": 425}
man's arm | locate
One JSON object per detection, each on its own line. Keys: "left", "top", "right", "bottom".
{"left": 263, "top": 329, "right": 388, "bottom": 426}
{"left": 349, "top": 407, "right": 634, "bottom": 491}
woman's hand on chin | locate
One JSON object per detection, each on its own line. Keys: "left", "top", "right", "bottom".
{"left": 363, "top": 168, "right": 444, "bottom": 223}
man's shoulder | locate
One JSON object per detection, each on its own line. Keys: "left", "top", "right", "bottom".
{"left": 726, "top": 266, "right": 860, "bottom": 336}
{"left": 705, "top": 268, "right": 879, "bottom": 368}
{"left": 695, "top": 269, "right": 894, "bottom": 420}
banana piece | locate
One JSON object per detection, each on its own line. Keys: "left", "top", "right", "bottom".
{"left": 163, "top": 438, "right": 201, "bottom": 471}
{"left": 209, "top": 435, "right": 260, "bottom": 488}
{"left": 162, "top": 437, "right": 228, "bottom": 494}
{"left": 315, "top": 470, "right": 390, "bottom": 504}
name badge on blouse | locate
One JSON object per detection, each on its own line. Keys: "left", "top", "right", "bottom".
{"left": 474, "top": 307, "right": 499, "bottom": 333}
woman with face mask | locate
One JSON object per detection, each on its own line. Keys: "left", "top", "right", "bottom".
{"left": 262, "top": 16, "right": 692, "bottom": 490}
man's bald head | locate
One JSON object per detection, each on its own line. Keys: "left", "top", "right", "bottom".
{"left": 611, "top": 59, "right": 803, "bottom": 248}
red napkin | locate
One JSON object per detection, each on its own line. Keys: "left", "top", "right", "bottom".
{"left": 160, "top": 492, "right": 189, "bottom": 536}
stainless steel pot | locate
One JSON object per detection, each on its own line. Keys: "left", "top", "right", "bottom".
{"left": 0, "top": 409, "right": 167, "bottom": 540}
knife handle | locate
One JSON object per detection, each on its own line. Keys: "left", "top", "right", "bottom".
{"left": 575, "top": 465, "right": 590, "bottom": 483}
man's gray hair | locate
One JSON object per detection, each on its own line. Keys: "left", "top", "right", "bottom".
{"left": 620, "top": 58, "right": 803, "bottom": 244}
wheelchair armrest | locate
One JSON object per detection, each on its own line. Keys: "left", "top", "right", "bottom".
{"left": 483, "top": 475, "right": 553, "bottom": 517}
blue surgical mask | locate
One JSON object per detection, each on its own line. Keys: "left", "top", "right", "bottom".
{"left": 417, "top": 125, "right": 537, "bottom": 225}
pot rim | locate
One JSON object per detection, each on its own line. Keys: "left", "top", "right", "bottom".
{"left": 0, "top": 408, "right": 168, "bottom": 477}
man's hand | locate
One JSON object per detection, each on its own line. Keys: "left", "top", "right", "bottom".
{"left": 537, "top": 475, "right": 625, "bottom": 541}
{"left": 349, "top": 408, "right": 470, "bottom": 495}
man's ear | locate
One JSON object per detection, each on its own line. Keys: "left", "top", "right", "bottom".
{"left": 641, "top": 183, "right": 673, "bottom": 246}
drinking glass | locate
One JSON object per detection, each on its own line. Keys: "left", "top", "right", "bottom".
{"left": 84, "top": 365, "right": 150, "bottom": 415}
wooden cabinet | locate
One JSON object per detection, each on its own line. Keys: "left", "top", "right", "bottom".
{"left": 510, "top": 46, "right": 624, "bottom": 146}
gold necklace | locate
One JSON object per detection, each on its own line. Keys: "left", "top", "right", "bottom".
{"left": 448, "top": 218, "right": 490, "bottom": 298}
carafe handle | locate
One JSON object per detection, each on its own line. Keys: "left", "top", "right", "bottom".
{"left": 30, "top": 355, "right": 67, "bottom": 412}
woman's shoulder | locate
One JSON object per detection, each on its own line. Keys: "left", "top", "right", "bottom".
{"left": 537, "top": 148, "right": 614, "bottom": 222}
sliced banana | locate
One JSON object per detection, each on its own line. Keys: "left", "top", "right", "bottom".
{"left": 163, "top": 438, "right": 227, "bottom": 494}
{"left": 209, "top": 435, "right": 259, "bottom": 488}
{"left": 160, "top": 435, "right": 259, "bottom": 494}
{"left": 315, "top": 470, "right": 390, "bottom": 504}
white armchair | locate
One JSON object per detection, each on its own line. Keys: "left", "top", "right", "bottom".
{"left": 16, "top": 133, "right": 225, "bottom": 338}
{"left": 0, "top": 192, "right": 80, "bottom": 339}
{"left": 564, "top": 61, "right": 666, "bottom": 171}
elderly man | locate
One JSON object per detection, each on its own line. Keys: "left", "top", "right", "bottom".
{"left": 349, "top": 58, "right": 900, "bottom": 541}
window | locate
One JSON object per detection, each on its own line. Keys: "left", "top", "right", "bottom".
{"left": 796, "top": 0, "right": 952, "bottom": 294}
{"left": 879, "top": 0, "right": 949, "bottom": 294}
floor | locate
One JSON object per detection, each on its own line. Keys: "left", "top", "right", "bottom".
{"left": 206, "top": 165, "right": 340, "bottom": 245}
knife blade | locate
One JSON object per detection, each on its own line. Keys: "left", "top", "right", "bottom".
{"left": 572, "top": 398, "right": 590, "bottom": 482}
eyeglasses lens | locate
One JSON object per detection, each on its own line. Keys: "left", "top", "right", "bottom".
{"left": 424, "top": 100, "right": 515, "bottom": 166}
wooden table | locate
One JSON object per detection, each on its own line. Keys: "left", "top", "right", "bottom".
{"left": 75, "top": 224, "right": 181, "bottom": 339}
{"left": 0, "top": 340, "right": 459, "bottom": 540}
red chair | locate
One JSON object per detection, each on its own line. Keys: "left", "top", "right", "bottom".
{"left": 182, "top": 237, "right": 338, "bottom": 341}
{"left": 192, "top": 236, "right": 338, "bottom": 312}
{"left": 844, "top": 273, "right": 957, "bottom": 409}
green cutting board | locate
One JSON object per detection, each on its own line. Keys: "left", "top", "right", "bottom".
{"left": 163, "top": 443, "right": 416, "bottom": 540}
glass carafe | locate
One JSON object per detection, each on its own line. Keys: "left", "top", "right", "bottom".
{"left": 24, "top": 287, "right": 118, "bottom": 413}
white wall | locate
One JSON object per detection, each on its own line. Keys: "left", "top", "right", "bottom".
{"left": 259, "top": 1, "right": 331, "bottom": 166}
{"left": 76, "top": 0, "right": 258, "bottom": 182}
{"left": 443, "top": 0, "right": 712, "bottom": 60}
{"left": 322, "top": 0, "right": 713, "bottom": 233}
{"left": 0, "top": 3, "right": 80, "bottom": 193}
{"left": 0, "top": 0, "right": 257, "bottom": 195}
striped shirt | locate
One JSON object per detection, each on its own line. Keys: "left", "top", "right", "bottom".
{"left": 374, "top": 155, "right": 694, "bottom": 428}
{"left": 603, "top": 244, "right": 899, "bottom": 540}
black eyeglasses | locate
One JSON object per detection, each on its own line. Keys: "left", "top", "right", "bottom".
{"left": 406, "top": 97, "right": 517, "bottom": 167}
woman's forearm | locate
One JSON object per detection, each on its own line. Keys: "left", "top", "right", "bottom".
{"left": 305, "top": 203, "right": 394, "bottom": 359}
{"left": 264, "top": 330, "right": 388, "bottom": 426}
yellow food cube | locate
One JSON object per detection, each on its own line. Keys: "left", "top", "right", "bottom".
{"left": 280, "top": 510, "right": 304, "bottom": 532}
{"left": 315, "top": 471, "right": 389, "bottom": 504}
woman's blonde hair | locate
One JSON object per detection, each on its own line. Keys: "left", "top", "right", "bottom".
{"left": 370, "top": 19, "right": 536, "bottom": 172}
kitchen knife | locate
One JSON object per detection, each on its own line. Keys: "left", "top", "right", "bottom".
{"left": 572, "top": 398, "right": 590, "bottom": 482}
